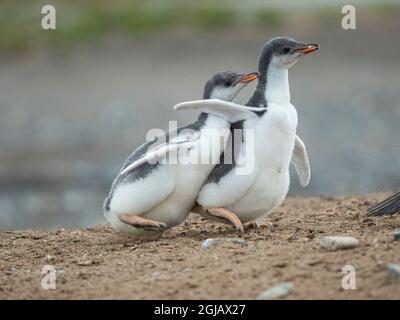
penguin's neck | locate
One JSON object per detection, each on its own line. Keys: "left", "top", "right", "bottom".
{"left": 264, "top": 66, "right": 290, "bottom": 105}
{"left": 246, "top": 65, "right": 291, "bottom": 108}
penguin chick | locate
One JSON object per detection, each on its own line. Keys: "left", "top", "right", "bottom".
{"left": 103, "top": 71, "right": 259, "bottom": 239}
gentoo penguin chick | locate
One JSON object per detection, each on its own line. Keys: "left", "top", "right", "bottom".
{"left": 174, "top": 37, "right": 318, "bottom": 228}
{"left": 368, "top": 191, "right": 400, "bottom": 216}
{"left": 103, "top": 71, "right": 260, "bottom": 238}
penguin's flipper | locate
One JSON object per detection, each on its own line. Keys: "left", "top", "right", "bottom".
{"left": 120, "top": 139, "right": 198, "bottom": 175}
{"left": 174, "top": 99, "right": 267, "bottom": 123}
{"left": 118, "top": 214, "right": 169, "bottom": 231}
{"left": 291, "top": 135, "right": 311, "bottom": 187}
{"left": 368, "top": 192, "right": 400, "bottom": 216}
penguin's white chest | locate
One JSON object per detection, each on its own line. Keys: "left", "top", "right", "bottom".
{"left": 229, "top": 102, "right": 298, "bottom": 220}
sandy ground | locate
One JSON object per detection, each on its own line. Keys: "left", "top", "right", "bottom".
{"left": 1, "top": 193, "right": 400, "bottom": 300}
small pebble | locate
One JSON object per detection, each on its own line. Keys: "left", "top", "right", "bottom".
{"left": 320, "top": 236, "right": 359, "bottom": 251}
{"left": 257, "top": 282, "right": 293, "bottom": 300}
{"left": 272, "top": 261, "right": 287, "bottom": 268}
{"left": 387, "top": 264, "right": 400, "bottom": 282}
{"left": 45, "top": 255, "right": 55, "bottom": 263}
{"left": 393, "top": 230, "right": 400, "bottom": 241}
{"left": 202, "top": 238, "right": 246, "bottom": 249}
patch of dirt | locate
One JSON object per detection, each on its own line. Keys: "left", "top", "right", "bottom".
{"left": 1, "top": 194, "right": 400, "bottom": 299}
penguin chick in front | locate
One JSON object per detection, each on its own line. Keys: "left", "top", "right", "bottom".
{"left": 174, "top": 37, "right": 318, "bottom": 230}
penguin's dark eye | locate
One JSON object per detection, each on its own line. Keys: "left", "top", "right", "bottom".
{"left": 224, "top": 81, "right": 232, "bottom": 87}
{"left": 283, "top": 47, "right": 290, "bottom": 54}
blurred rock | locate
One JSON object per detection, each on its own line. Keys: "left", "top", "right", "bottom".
{"left": 257, "top": 282, "right": 293, "bottom": 300}
{"left": 202, "top": 238, "right": 246, "bottom": 249}
{"left": 387, "top": 264, "right": 400, "bottom": 282}
{"left": 45, "top": 255, "right": 55, "bottom": 263}
{"left": 320, "top": 236, "right": 359, "bottom": 251}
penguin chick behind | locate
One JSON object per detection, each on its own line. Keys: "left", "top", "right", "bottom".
{"left": 103, "top": 71, "right": 259, "bottom": 239}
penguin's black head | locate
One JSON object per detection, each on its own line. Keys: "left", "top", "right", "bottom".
{"left": 258, "top": 37, "right": 319, "bottom": 74}
{"left": 203, "top": 71, "right": 258, "bottom": 100}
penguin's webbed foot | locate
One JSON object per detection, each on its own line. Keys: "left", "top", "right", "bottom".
{"left": 202, "top": 207, "right": 244, "bottom": 234}
{"left": 118, "top": 214, "right": 169, "bottom": 232}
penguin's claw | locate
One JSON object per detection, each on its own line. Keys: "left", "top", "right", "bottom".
{"left": 244, "top": 221, "right": 259, "bottom": 230}
{"left": 206, "top": 207, "right": 244, "bottom": 234}
{"left": 118, "top": 214, "right": 169, "bottom": 232}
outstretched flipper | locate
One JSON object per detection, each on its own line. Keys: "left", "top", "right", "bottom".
{"left": 120, "top": 138, "right": 198, "bottom": 175}
{"left": 193, "top": 205, "right": 244, "bottom": 233}
{"left": 174, "top": 99, "right": 267, "bottom": 123}
{"left": 291, "top": 135, "right": 311, "bottom": 187}
{"left": 368, "top": 192, "right": 400, "bottom": 216}
{"left": 118, "top": 214, "right": 169, "bottom": 232}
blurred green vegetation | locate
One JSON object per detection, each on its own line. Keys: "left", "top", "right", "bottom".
{"left": 0, "top": 0, "right": 399, "bottom": 51}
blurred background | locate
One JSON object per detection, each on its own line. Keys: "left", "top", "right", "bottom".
{"left": 1, "top": 0, "right": 400, "bottom": 229}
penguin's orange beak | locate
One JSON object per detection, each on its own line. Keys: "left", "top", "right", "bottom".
{"left": 239, "top": 72, "right": 259, "bottom": 84}
{"left": 295, "top": 44, "right": 319, "bottom": 54}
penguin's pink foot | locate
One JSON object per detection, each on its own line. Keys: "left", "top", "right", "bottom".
{"left": 205, "top": 207, "right": 244, "bottom": 234}
{"left": 118, "top": 214, "right": 169, "bottom": 232}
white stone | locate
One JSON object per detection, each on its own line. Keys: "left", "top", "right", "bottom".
{"left": 320, "top": 236, "right": 359, "bottom": 251}
{"left": 387, "top": 264, "right": 400, "bottom": 281}
{"left": 201, "top": 238, "right": 246, "bottom": 249}
{"left": 257, "top": 282, "right": 293, "bottom": 300}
